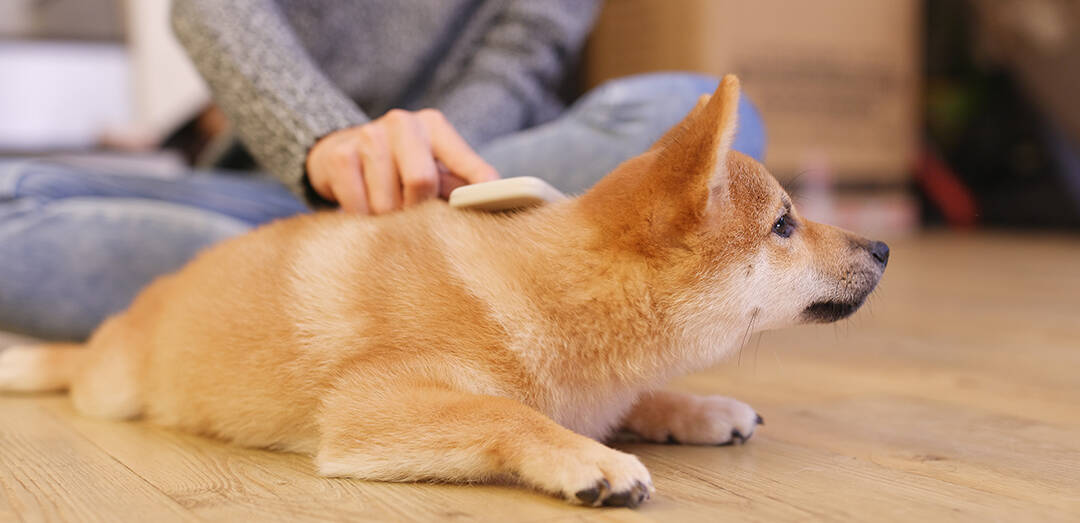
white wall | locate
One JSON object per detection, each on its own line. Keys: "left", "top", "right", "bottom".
{"left": 0, "top": 41, "right": 131, "bottom": 150}
{"left": 124, "top": 0, "right": 211, "bottom": 141}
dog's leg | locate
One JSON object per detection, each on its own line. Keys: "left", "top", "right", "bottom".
{"left": 621, "top": 390, "right": 763, "bottom": 446}
{"left": 315, "top": 378, "right": 653, "bottom": 507}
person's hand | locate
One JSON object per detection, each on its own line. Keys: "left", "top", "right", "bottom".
{"left": 306, "top": 109, "right": 499, "bottom": 214}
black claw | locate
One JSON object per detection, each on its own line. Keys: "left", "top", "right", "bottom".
{"left": 731, "top": 429, "right": 745, "bottom": 444}
{"left": 604, "top": 490, "right": 632, "bottom": 507}
{"left": 576, "top": 487, "right": 601, "bottom": 505}
{"left": 665, "top": 434, "right": 680, "bottom": 445}
{"left": 575, "top": 478, "right": 609, "bottom": 506}
{"left": 632, "top": 480, "right": 650, "bottom": 506}
{"left": 756, "top": 414, "right": 765, "bottom": 426}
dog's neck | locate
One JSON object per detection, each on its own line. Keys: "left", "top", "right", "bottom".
{"left": 488, "top": 202, "right": 749, "bottom": 393}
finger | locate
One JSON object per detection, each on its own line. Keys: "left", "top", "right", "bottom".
{"left": 320, "top": 141, "right": 369, "bottom": 214}
{"left": 358, "top": 125, "right": 401, "bottom": 214}
{"left": 417, "top": 109, "right": 500, "bottom": 185}
{"left": 306, "top": 163, "right": 335, "bottom": 203}
{"left": 331, "top": 165, "right": 370, "bottom": 214}
{"left": 438, "top": 169, "right": 468, "bottom": 199}
{"left": 385, "top": 110, "right": 438, "bottom": 206}
{"left": 305, "top": 136, "right": 343, "bottom": 201}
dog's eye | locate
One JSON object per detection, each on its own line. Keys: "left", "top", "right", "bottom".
{"left": 773, "top": 213, "right": 796, "bottom": 238}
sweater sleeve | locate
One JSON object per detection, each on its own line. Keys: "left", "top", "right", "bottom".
{"left": 427, "top": 0, "right": 602, "bottom": 147}
{"left": 170, "top": 0, "right": 368, "bottom": 200}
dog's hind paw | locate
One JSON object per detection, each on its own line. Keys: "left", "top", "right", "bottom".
{"left": 624, "top": 391, "right": 763, "bottom": 446}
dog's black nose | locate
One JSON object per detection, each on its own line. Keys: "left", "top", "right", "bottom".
{"left": 869, "top": 241, "right": 890, "bottom": 267}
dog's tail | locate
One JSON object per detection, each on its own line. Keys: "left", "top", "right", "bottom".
{"left": 0, "top": 342, "right": 85, "bottom": 393}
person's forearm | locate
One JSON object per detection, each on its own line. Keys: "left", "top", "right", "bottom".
{"left": 171, "top": 0, "right": 368, "bottom": 200}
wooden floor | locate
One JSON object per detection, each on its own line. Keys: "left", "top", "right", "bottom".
{"left": 2, "top": 233, "right": 1079, "bottom": 522}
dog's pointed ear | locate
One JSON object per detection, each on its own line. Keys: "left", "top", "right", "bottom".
{"left": 645, "top": 93, "right": 713, "bottom": 153}
{"left": 580, "top": 75, "right": 741, "bottom": 253}
{"left": 653, "top": 74, "right": 740, "bottom": 207}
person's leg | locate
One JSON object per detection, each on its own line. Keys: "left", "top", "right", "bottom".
{"left": 5, "top": 159, "right": 307, "bottom": 225}
{"left": 479, "top": 72, "right": 767, "bottom": 195}
{"left": 0, "top": 160, "right": 307, "bottom": 340}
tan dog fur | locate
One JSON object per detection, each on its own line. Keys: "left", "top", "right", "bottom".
{"left": 0, "top": 76, "right": 887, "bottom": 508}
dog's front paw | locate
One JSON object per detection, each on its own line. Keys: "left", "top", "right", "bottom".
{"left": 519, "top": 440, "right": 654, "bottom": 508}
{"left": 624, "top": 391, "right": 763, "bottom": 446}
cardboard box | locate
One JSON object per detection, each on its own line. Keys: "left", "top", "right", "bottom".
{"left": 585, "top": 0, "right": 921, "bottom": 186}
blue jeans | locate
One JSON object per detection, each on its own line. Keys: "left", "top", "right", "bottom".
{"left": 0, "top": 73, "right": 765, "bottom": 340}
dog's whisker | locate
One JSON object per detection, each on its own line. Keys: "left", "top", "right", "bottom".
{"left": 753, "top": 331, "right": 766, "bottom": 374}
{"left": 782, "top": 170, "right": 812, "bottom": 193}
{"left": 737, "top": 309, "right": 760, "bottom": 368}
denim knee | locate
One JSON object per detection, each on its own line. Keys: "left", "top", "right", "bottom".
{"left": 572, "top": 72, "right": 767, "bottom": 162}
{"left": 0, "top": 160, "right": 42, "bottom": 201}
{"left": 0, "top": 159, "right": 125, "bottom": 202}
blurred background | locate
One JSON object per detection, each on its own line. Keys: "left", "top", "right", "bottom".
{"left": 1, "top": 0, "right": 1079, "bottom": 234}
{"left": 3, "top": 4, "right": 1077, "bottom": 517}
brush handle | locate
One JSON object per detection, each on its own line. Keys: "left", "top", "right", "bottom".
{"left": 448, "top": 176, "right": 566, "bottom": 212}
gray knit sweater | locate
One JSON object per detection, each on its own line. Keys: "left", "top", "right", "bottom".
{"left": 170, "top": 0, "right": 601, "bottom": 201}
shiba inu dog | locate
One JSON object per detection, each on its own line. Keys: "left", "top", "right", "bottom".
{"left": 0, "top": 76, "right": 888, "bottom": 508}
